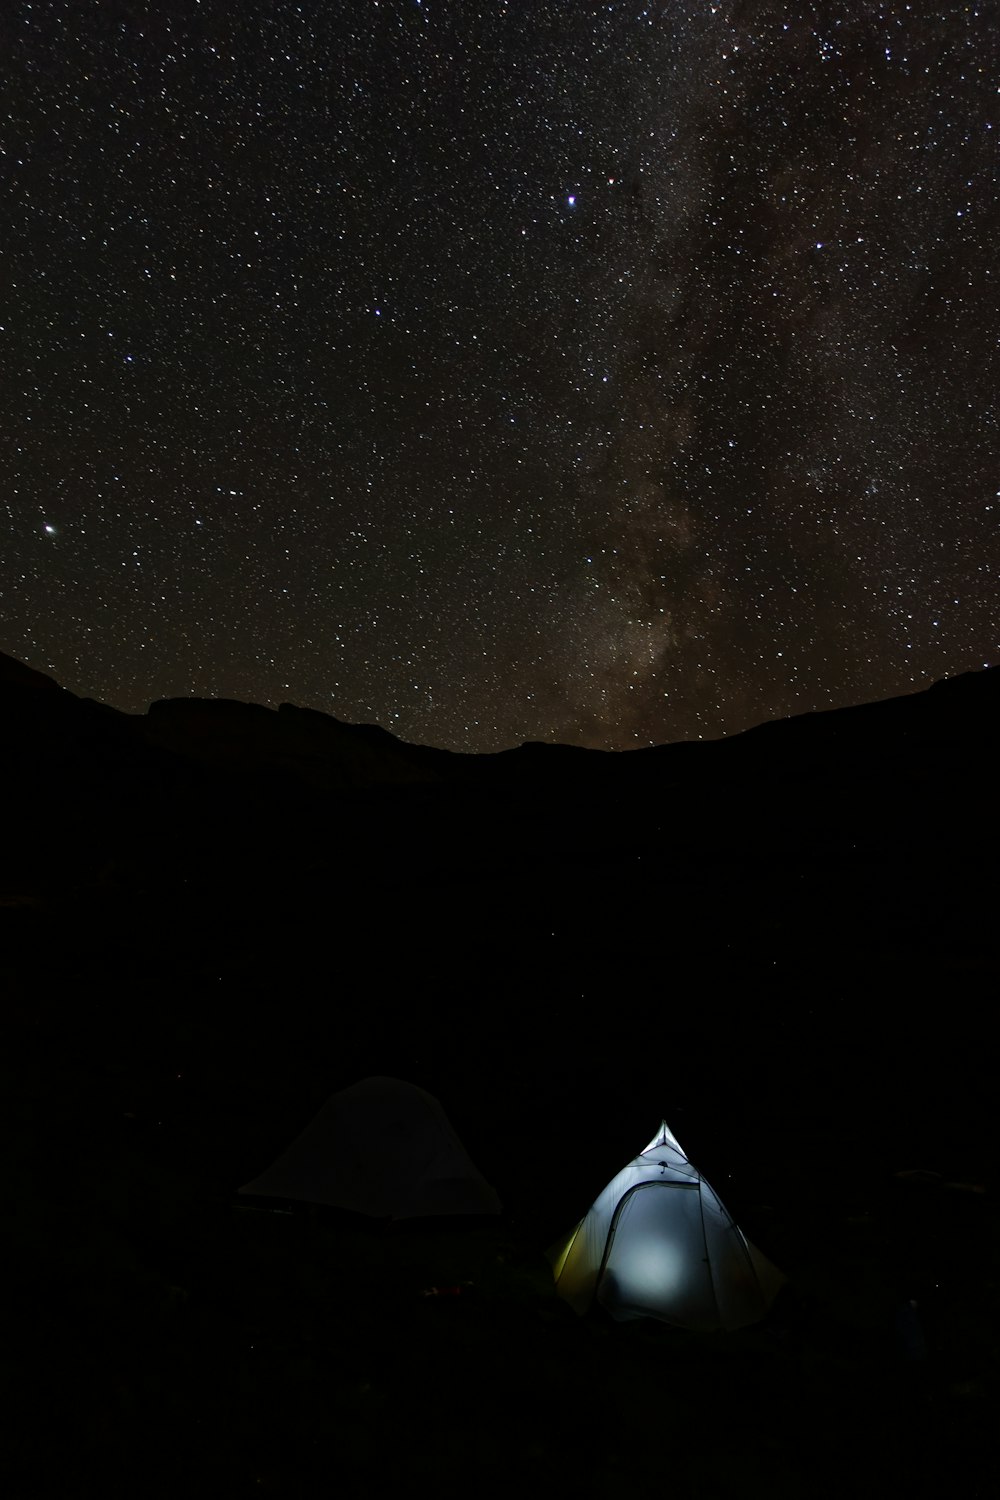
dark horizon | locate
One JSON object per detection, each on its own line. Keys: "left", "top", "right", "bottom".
{"left": 8, "top": 641, "right": 992, "bottom": 761}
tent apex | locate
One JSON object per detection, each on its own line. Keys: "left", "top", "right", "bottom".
{"left": 642, "top": 1119, "right": 686, "bottom": 1157}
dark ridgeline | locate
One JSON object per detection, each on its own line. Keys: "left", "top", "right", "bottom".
{"left": 2, "top": 648, "right": 997, "bottom": 1495}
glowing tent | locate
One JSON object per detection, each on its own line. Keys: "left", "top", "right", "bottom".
{"left": 239, "top": 1076, "right": 501, "bottom": 1219}
{"left": 550, "top": 1121, "right": 782, "bottom": 1331}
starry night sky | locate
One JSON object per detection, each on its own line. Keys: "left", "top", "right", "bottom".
{"left": 4, "top": 2, "right": 999, "bottom": 750}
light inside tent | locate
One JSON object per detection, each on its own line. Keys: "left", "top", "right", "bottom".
{"left": 607, "top": 1234, "right": 684, "bottom": 1301}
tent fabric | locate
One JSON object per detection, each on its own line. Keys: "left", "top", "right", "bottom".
{"left": 552, "top": 1120, "right": 782, "bottom": 1331}
{"left": 239, "top": 1076, "right": 501, "bottom": 1219}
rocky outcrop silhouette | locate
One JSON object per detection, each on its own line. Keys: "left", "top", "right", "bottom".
{"left": 2, "top": 650, "right": 998, "bottom": 907}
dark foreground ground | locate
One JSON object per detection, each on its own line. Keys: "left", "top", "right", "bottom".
{"left": 4, "top": 865, "right": 997, "bottom": 1500}
{"left": 2, "top": 655, "right": 998, "bottom": 1496}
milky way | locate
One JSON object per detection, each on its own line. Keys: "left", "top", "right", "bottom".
{"left": 3, "top": 2, "right": 998, "bottom": 749}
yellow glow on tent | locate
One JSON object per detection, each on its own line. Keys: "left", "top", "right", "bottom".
{"left": 548, "top": 1221, "right": 582, "bottom": 1281}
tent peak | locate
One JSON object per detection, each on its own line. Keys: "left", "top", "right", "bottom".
{"left": 642, "top": 1119, "right": 686, "bottom": 1157}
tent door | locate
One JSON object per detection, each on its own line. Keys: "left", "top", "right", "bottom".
{"left": 598, "top": 1181, "right": 719, "bottom": 1327}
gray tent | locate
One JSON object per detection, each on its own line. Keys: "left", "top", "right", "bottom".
{"left": 239, "top": 1076, "right": 501, "bottom": 1219}
{"left": 550, "top": 1121, "right": 782, "bottom": 1330}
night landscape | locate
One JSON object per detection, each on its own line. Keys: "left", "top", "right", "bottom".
{"left": 3, "top": 4, "right": 999, "bottom": 1496}
{"left": 3, "top": 648, "right": 998, "bottom": 1495}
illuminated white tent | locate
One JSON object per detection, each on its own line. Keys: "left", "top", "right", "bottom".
{"left": 239, "top": 1076, "right": 501, "bottom": 1219}
{"left": 551, "top": 1121, "right": 783, "bottom": 1331}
